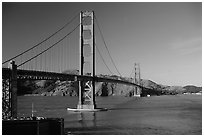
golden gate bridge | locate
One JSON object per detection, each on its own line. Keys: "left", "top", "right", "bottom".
{"left": 2, "top": 11, "right": 143, "bottom": 119}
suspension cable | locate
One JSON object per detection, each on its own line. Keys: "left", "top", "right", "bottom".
{"left": 17, "top": 11, "right": 93, "bottom": 68}
{"left": 17, "top": 23, "right": 80, "bottom": 68}
{"left": 96, "top": 44, "right": 114, "bottom": 75}
{"left": 128, "top": 66, "right": 134, "bottom": 78}
{"left": 3, "top": 13, "right": 79, "bottom": 65}
{"left": 94, "top": 15, "right": 122, "bottom": 77}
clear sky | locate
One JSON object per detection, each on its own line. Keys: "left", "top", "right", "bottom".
{"left": 2, "top": 2, "right": 202, "bottom": 86}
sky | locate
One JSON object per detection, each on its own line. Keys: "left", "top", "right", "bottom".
{"left": 2, "top": 2, "right": 202, "bottom": 86}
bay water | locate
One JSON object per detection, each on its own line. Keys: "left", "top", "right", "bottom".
{"left": 17, "top": 95, "right": 202, "bottom": 135}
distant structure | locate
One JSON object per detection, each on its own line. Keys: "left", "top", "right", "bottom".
{"left": 134, "top": 63, "right": 141, "bottom": 97}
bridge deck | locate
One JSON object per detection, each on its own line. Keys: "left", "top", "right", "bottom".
{"left": 2, "top": 68, "right": 141, "bottom": 87}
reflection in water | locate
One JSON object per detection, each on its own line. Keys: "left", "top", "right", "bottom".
{"left": 77, "top": 112, "right": 96, "bottom": 128}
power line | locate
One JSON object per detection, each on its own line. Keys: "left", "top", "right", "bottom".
{"left": 3, "top": 13, "right": 79, "bottom": 65}
{"left": 17, "top": 23, "right": 80, "bottom": 68}
{"left": 96, "top": 44, "right": 114, "bottom": 75}
{"left": 94, "top": 15, "right": 122, "bottom": 77}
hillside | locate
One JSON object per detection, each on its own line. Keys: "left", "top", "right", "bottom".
{"left": 17, "top": 70, "right": 202, "bottom": 96}
{"left": 183, "top": 85, "right": 202, "bottom": 93}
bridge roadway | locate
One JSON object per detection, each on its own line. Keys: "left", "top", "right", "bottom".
{"left": 2, "top": 68, "right": 142, "bottom": 88}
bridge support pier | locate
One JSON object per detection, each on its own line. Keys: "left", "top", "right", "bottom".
{"left": 77, "top": 80, "right": 96, "bottom": 110}
{"left": 134, "top": 87, "right": 141, "bottom": 97}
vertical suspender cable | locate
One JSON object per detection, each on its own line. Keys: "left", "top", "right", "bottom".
{"left": 61, "top": 38, "right": 64, "bottom": 72}
{"left": 96, "top": 44, "right": 113, "bottom": 75}
{"left": 17, "top": 22, "right": 80, "bottom": 68}
{"left": 2, "top": 13, "right": 79, "bottom": 65}
{"left": 94, "top": 15, "right": 122, "bottom": 77}
{"left": 45, "top": 43, "right": 47, "bottom": 72}
{"left": 40, "top": 46, "right": 42, "bottom": 71}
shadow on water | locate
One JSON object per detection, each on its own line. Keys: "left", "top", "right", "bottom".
{"left": 65, "top": 112, "right": 99, "bottom": 134}
{"left": 77, "top": 112, "right": 96, "bottom": 127}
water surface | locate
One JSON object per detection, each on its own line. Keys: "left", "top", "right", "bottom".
{"left": 18, "top": 95, "right": 202, "bottom": 135}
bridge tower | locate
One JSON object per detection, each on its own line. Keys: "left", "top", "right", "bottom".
{"left": 77, "top": 11, "right": 96, "bottom": 110}
{"left": 2, "top": 61, "right": 17, "bottom": 119}
{"left": 134, "top": 63, "right": 141, "bottom": 97}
